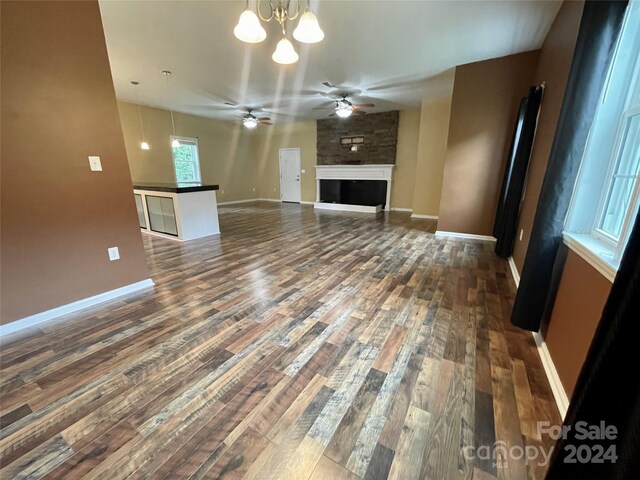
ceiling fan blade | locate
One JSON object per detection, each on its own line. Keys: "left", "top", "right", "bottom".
{"left": 258, "top": 117, "right": 271, "bottom": 123}
{"left": 322, "top": 81, "right": 336, "bottom": 89}
{"left": 352, "top": 110, "right": 366, "bottom": 115}
{"left": 261, "top": 121, "right": 273, "bottom": 125}
{"left": 224, "top": 101, "right": 238, "bottom": 106}
{"left": 329, "top": 112, "right": 337, "bottom": 117}
{"left": 352, "top": 103, "right": 375, "bottom": 108}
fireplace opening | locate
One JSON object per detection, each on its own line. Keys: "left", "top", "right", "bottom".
{"left": 319, "top": 179, "right": 387, "bottom": 209}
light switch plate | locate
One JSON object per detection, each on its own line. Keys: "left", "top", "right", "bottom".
{"left": 89, "top": 156, "right": 102, "bottom": 172}
{"left": 108, "top": 247, "right": 120, "bottom": 261}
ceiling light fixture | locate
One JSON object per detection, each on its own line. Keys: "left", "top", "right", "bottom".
{"left": 233, "top": 0, "right": 324, "bottom": 65}
{"left": 131, "top": 81, "right": 150, "bottom": 150}
{"left": 335, "top": 102, "right": 353, "bottom": 118}
{"left": 243, "top": 115, "right": 259, "bottom": 129}
{"left": 162, "top": 70, "right": 180, "bottom": 148}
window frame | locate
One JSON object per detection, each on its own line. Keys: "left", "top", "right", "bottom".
{"left": 170, "top": 135, "right": 202, "bottom": 184}
{"left": 565, "top": 0, "right": 640, "bottom": 273}
{"left": 592, "top": 104, "right": 640, "bottom": 252}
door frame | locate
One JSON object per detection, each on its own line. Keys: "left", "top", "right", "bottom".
{"left": 279, "top": 148, "right": 301, "bottom": 203}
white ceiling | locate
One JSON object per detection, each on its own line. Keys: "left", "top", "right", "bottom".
{"left": 99, "top": 0, "right": 561, "bottom": 122}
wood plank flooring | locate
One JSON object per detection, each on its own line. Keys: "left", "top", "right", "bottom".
{"left": 0, "top": 202, "right": 561, "bottom": 479}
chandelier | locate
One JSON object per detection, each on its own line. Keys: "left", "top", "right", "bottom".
{"left": 233, "top": 0, "right": 324, "bottom": 65}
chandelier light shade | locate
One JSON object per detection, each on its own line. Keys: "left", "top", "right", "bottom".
{"left": 272, "top": 37, "right": 299, "bottom": 65}
{"left": 233, "top": 0, "right": 323, "bottom": 65}
{"left": 233, "top": 9, "right": 267, "bottom": 43}
{"left": 293, "top": 11, "right": 324, "bottom": 44}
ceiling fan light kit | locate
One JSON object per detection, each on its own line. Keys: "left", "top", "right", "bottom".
{"left": 242, "top": 116, "right": 259, "bottom": 129}
{"left": 234, "top": 0, "right": 324, "bottom": 65}
{"left": 335, "top": 102, "right": 354, "bottom": 118}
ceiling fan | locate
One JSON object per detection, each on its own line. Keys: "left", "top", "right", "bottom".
{"left": 312, "top": 82, "right": 375, "bottom": 118}
{"left": 239, "top": 108, "right": 272, "bottom": 128}
{"left": 314, "top": 94, "right": 375, "bottom": 118}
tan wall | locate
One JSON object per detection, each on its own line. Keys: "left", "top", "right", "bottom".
{"left": 1, "top": 1, "right": 149, "bottom": 324}
{"left": 438, "top": 51, "right": 540, "bottom": 235}
{"left": 118, "top": 102, "right": 260, "bottom": 203}
{"left": 255, "top": 121, "right": 318, "bottom": 202}
{"left": 512, "top": 0, "right": 585, "bottom": 271}
{"left": 250, "top": 111, "right": 425, "bottom": 207}
{"left": 391, "top": 110, "right": 421, "bottom": 210}
{"left": 412, "top": 93, "right": 454, "bottom": 216}
{"left": 544, "top": 250, "right": 611, "bottom": 396}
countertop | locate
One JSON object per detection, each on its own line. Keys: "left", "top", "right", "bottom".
{"left": 133, "top": 182, "right": 220, "bottom": 193}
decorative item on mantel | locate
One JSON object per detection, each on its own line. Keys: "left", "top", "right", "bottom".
{"left": 233, "top": 0, "right": 324, "bottom": 65}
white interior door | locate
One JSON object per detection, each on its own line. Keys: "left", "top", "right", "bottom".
{"left": 279, "top": 148, "right": 301, "bottom": 203}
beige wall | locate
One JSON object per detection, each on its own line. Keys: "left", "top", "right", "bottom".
{"left": 120, "top": 105, "right": 438, "bottom": 209}
{"left": 1, "top": 1, "right": 149, "bottom": 324}
{"left": 512, "top": 0, "right": 584, "bottom": 271}
{"left": 438, "top": 51, "right": 540, "bottom": 235}
{"left": 412, "top": 92, "right": 454, "bottom": 216}
{"left": 391, "top": 110, "right": 421, "bottom": 210}
{"left": 118, "top": 101, "right": 261, "bottom": 203}
{"left": 255, "top": 120, "right": 318, "bottom": 202}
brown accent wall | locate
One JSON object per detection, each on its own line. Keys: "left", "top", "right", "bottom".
{"left": 1, "top": 1, "right": 149, "bottom": 324}
{"left": 438, "top": 51, "right": 540, "bottom": 236}
{"left": 512, "top": 0, "right": 585, "bottom": 271}
{"left": 544, "top": 250, "right": 612, "bottom": 395}
{"left": 316, "top": 111, "right": 399, "bottom": 165}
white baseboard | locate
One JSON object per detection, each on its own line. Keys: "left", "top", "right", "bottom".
{"left": 314, "top": 202, "right": 382, "bottom": 214}
{"left": 217, "top": 198, "right": 260, "bottom": 206}
{"left": 435, "top": 230, "right": 497, "bottom": 242}
{"left": 532, "top": 332, "right": 570, "bottom": 419}
{"left": 300, "top": 200, "right": 314, "bottom": 205}
{"left": 508, "top": 256, "right": 520, "bottom": 287}
{"left": 411, "top": 213, "right": 439, "bottom": 220}
{"left": 259, "top": 198, "right": 281, "bottom": 203}
{"left": 0, "top": 279, "right": 155, "bottom": 337}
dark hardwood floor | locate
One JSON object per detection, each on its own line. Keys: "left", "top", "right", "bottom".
{"left": 0, "top": 202, "right": 561, "bottom": 479}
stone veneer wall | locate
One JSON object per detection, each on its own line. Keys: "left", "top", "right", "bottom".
{"left": 316, "top": 111, "right": 399, "bottom": 165}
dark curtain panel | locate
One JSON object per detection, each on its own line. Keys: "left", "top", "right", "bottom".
{"left": 494, "top": 99, "right": 526, "bottom": 239}
{"left": 511, "top": 0, "right": 628, "bottom": 331}
{"left": 545, "top": 211, "right": 640, "bottom": 480}
{"left": 494, "top": 86, "right": 543, "bottom": 258}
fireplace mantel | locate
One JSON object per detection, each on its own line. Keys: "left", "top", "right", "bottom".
{"left": 314, "top": 164, "right": 394, "bottom": 213}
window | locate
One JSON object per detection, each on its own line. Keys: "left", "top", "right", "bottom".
{"left": 566, "top": 0, "right": 640, "bottom": 278}
{"left": 171, "top": 136, "right": 201, "bottom": 183}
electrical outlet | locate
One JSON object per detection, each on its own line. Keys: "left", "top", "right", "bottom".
{"left": 301, "top": 169, "right": 306, "bottom": 174}
{"left": 221, "top": 189, "right": 225, "bottom": 195}
{"left": 252, "top": 187, "right": 256, "bottom": 192}
{"left": 108, "top": 247, "right": 120, "bottom": 261}
{"left": 519, "top": 229, "right": 524, "bottom": 241}
{"left": 273, "top": 188, "right": 276, "bottom": 192}
{"left": 88, "top": 156, "right": 102, "bottom": 172}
